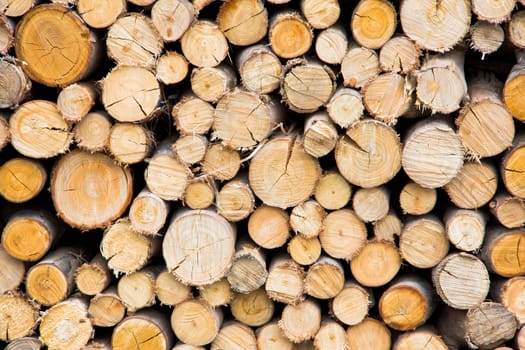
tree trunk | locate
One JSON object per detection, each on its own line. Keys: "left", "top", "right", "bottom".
{"left": 237, "top": 44, "right": 283, "bottom": 95}
{"left": 466, "top": 302, "right": 518, "bottom": 349}
{"left": 314, "top": 25, "right": 347, "bottom": 65}
{"left": 314, "top": 171, "right": 352, "bottom": 211}
{"left": 313, "top": 319, "right": 346, "bottom": 350}
{"left": 183, "top": 178, "right": 216, "bottom": 210}
{"left": 172, "top": 95, "right": 215, "bottom": 135}
{"left": 201, "top": 143, "right": 241, "bottom": 181}
{"left": 198, "top": 279, "right": 233, "bottom": 307}
{"left": 326, "top": 87, "right": 364, "bottom": 128}
{"left": 469, "top": 21, "right": 505, "bottom": 57}
{"left": 379, "top": 35, "right": 421, "bottom": 74}
{"left": 151, "top": 0, "right": 194, "bottom": 42}
{"left": 304, "top": 256, "right": 345, "bottom": 299}
{"left": 393, "top": 328, "right": 448, "bottom": 350}
{"left": 0, "top": 60, "right": 31, "bottom": 109}
{"left": 156, "top": 51, "right": 189, "bottom": 85}
{"left": 173, "top": 134, "right": 208, "bottom": 165}
{"left": 0, "top": 246, "right": 25, "bottom": 294}
{"left": 190, "top": 65, "right": 237, "bottom": 103}
{"left": 256, "top": 321, "right": 294, "bottom": 350}
{"left": 303, "top": 111, "right": 338, "bottom": 158}
{"left": 481, "top": 226, "right": 525, "bottom": 277}
{"left": 128, "top": 188, "right": 170, "bottom": 236}
{"left": 56, "top": 82, "right": 96, "bottom": 122}
{"left": 181, "top": 20, "right": 228, "bottom": 68}
{"left": 77, "top": 0, "right": 126, "bottom": 29}
{"left": 341, "top": 44, "right": 380, "bottom": 88}
{"left": 352, "top": 186, "right": 390, "bottom": 222}
{"left": 501, "top": 133, "right": 525, "bottom": 199}
{"left": 492, "top": 276, "right": 525, "bottom": 325}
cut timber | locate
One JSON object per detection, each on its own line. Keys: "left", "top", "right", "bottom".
{"left": 301, "top": 0, "right": 340, "bottom": 29}
{"left": 4, "top": 337, "right": 42, "bottom": 350}
{"left": 57, "top": 82, "right": 96, "bottom": 122}
{"left": 305, "top": 257, "right": 344, "bottom": 299}
{"left": 379, "top": 275, "right": 435, "bottom": 331}
{"left": 112, "top": 310, "right": 174, "bottom": 350}
{"left": 509, "top": 11, "right": 525, "bottom": 48}
{"left": 129, "top": 188, "right": 169, "bottom": 235}
{"left": 335, "top": 119, "right": 401, "bottom": 188}
{"left": 9, "top": 100, "right": 72, "bottom": 159}
{"left": 77, "top": 0, "right": 126, "bottom": 29}
{"left": 314, "top": 171, "right": 352, "bottom": 210}
{"left": 457, "top": 72, "right": 514, "bottom": 158}
{"left": 117, "top": 265, "right": 160, "bottom": 312}
{"left": 466, "top": 302, "right": 518, "bottom": 349}
{"left": 0, "top": 0, "right": 35, "bottom": 17}
{"left": 352, "top": 186, "right": 389, "bottom": 222}
{"left": 313, "top": 320, "right": 347, "bottom": 350}
{"left": 493, "top": 277, "right": 525, "bottom": 324}
{"left": 501, "top": 134, "right": 525, "bottom": 198}
{"left": 482, "top": 227, "right": 525, "bottom": 277}
{"left": 379, "top": 35, "right": 421, "bottom": 74}
{"left": 40, "top": 296, "right": 92, "bottom": 350}
{"left": 444, "top": 209, "right": 486, "bottom": 252}
{"left": 504, "top": 51, "right": 525, "bottom": 121}
{"left": 100, "top": 219, "right": 159, "bottom": 275}
{"left": 326, "top": 88, "right": 364, "bottom": 128}
{"left": 433, "top": 252, "right": 490, "bottom": 309}
{"left": 269, "top": 11, "right": 312, "bottom": 59}
{"left": 319, "top": 209, "right": 367, "bottom": 260}
{"left": 163, "top": 209, "right": 236, "bottom": 286}
{"left": 172, "top": 95, "right": 215, "bottom": 135}
{"left": 101, "top": 65, "right": 161, "bottom": 123}
{"left": 265, "top": 256, "right": 305, "bottom": 304}
{"left": 190, "top": 65, "right": 236, "bottom": 103}
{"left": 227, "top": 240, "right": 267, "bottom": 293}
{"left": 198, "top": 279, "right": 233, "bottom": 307}
{"left": 400, "top": 216, "right": 449, "bottom": 269}
{"left": 472, "top": 0, "right": 515, "bottom": 23}
{"left": 15, "top": 4, "right": 98, "bottom": 87}
{"left": 211, "top": 322, "right": 257, "bottom": 350}
{"left": 399, "top": 181, "right": 437, "bottom": 215}
{"left": 51, "top": 150, "right": 132, "bottom": 230}
{"left": 0, "top": 16, "right": 13, "bottom": 54}
{"left": 183, "top": 179, "right": 215, "bottom": 210}
{"left": 25, "top": 247, "right": 81, "bottom": 306}
{"left": 518, "top": 326, "right": 525, "bottom": 350}
{"left": 490, "top": 192, "right": 525, "bottom": 228}
{"left": 350, "top": 240, "right": 401, "bottom": 287}
{"left": 151, "top": 0, "right": 195, "bottom": 42}
{"left": 314, "top": 26, "right": 347, "bottom": 65}
{"left": 373, "top": 211, "right": 403, "bottom": 242}
{"left": 444, "top": 161, "right": 498, "bottom": 209}
{"left": 0, "top": 246, "right": 25, "bottom": 293}
{"left": 256, "top": 321, "right": 294, "bottom": 350}
{"left": 351, "top": 0, "right": 397, "bottom": 49}
{"left": 173, "top": 344, "right": 205, "bottom": 350}
{"left": 393, "top": 329, "right": 448, "bottom": 350}
{"left": 331, "top": 281, "right": 372, "bottom": 326}
{"left": 88, "top": 287, "right": 126, "bottom": 327}
{"left": 237, "top": 44, "right": 283, "bottom": 94}
{"left": 109, "top": 122, "right": 154, "bottom": 165}
{"left": 156, "top": 51, "right": 189, "bottom": 85}
{"left": 346, "top": 318, "right": 391, "bottom": 350}
{"left": 174, "top": 134, "right": 207, "bottom": 164}
{"left": 0, "top": 157, "right": 46, "bottom": 203}
{"left": 155, "top": 269, "right": 192, "bottom": 306}
{"left": 400, "top": 0, "right": 471, "bottom": 52}
{"left": 469, "top": 21, "right": 504, "bottom": 57}
{"left": 230, "top": 288, "right": 274, "bottom": 326}
{"left": 402, "top": 117, "right": 464, "bottom": 188}
{"left": 0, "top": 292, "right": 38, "bottom": 341}
{"left": 202, "top": 143, "right": 241, "bottom": 181}
{"left": 73, "top": 111, "right": 112, "bottom": 152}
{"left": 249, "top": 135, "right": 321, "bottom": 209}
{"left": 287, "top": 235, "right": 321, "bottom": 266}
{"left": 84, "top": 338, "right": 111, "bottom": 350}
{"left": 289, "top": 199, "right": 326, "bottom": 238}
{"left": 279, "top": 299, "right": 321, "bottom": 343}
{"left": 341, "top": 45, "right": 380, "bottom": 88}
{"left": 0, "top": 60, "right": 30, "bottom": 109}
{"left": 281, "top": 60, "right": 335, "bottom": 113}
{"left": 248, "top": 205, "right": 290, "bottom": 249}
{"left": 0, "top": 114, "right": 8, "bottom": 152}
{"left": 217, "top": 0, "right": 267, "bottom": 46}
{"left": 181, "top": 20, "right": 228, "bottom": 68}
{"left": 416, "top": 50, "right": 467, "bottom": 114}
{"left": 217, "top": 177, "right": 254, "bottom": 222}
{"left": 75, "top": 254, "right": 112, "bottom": 296}
{"left": 171, "top": 299, "right": 223, "bottom": 347}
{"left": 303, "top": 112, "right": 338, "bottom": 158}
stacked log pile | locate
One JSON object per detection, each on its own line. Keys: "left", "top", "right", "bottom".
{"left": 1, "top": 0, "right": 525, "bottom": 349}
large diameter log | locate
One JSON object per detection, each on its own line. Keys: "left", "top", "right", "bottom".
{"left": 151, "top": 0, "right": 194, "bottom": 42}
{"left": 0, "top": 158, "right": 46, "bottom": 203}
{"left": 237, "top": 44, "right": 283, "bottom": 95}
{"left": 345, "top": 318, "right": 391, "bottom": 350}
{"left": 113, "top": 310, "right": 174, "bottom": 350}
{"left": 248, "top": 205, "right": 290, "bottom": 249}
{"left": 269, "top": 11, "right": 313, "bottom": 59}
{"left": 181, "top": 20, "right": 228, "bottom": 68}
{"left": 331, "top": 281, "right": 373, "bottom": 326}
{"left": 472, "top": 0, "right": 515, "bottom": 23}
{"left": 75, "top": 254, "right": 112, "bottom": 296}
{"left": 265, "top": 256, "right": 305, "bottom": 304}
{"left": 0, "top": 292, "right": 39, "bottom": 342}
{"left": 350, "top": 240, "right": 401, "bottom": 287}
{"left": 171, "top": 299, "right": 223, "bottom": 347}
{"left": 490, "top": 192, "right": 525, "bottom": 228}
{"left": 319, "top": 209, "right": 367, "bottom": 260}
{"left": 313, "top": 320, "right": 347, "bottom": 350}
{"left": 290, "top": 200, "right": 326, "bottom": 238}
{"left": 482, "top": 226, "right": 525, "bottom": 277}
{"left": 0, "top": 60, "right": 31, "bottom": 109}
{"left": 230, "top": 288, "right": 274, "bottom": 327}
{"left": 88, "top": 286, "right": 126, "bottom": 327}
{"left": 77, "top": 0, "right": 126, "bottom": 29}
{"left": 351, "top": 0, "right": 397, "bottom": 49}
{"left": 217, "top": 0, "right": 267, "bottom": 46}
{"left": 279, "top": 299, "right": 321, "bottom": 343}
{"left": 466, "top": 302, "right": 518, "bottom": 349}
{"left": 155, "top": 269, "right": 192, "bottom": 306}
{"left": 73, "top": 111, "right": 112, "bottom": 153}
{"left": 211, "top": 321, "right": 257, "bottom": 350}
{"left": 502, "top": 134, "right": 525, "bottom": 199}
{"left": 0, "top": 246, "right": 25, "bottom": 294}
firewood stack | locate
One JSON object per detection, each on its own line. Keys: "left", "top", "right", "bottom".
{"left": 1, "top": 0, "right": 525, "bottom": 348}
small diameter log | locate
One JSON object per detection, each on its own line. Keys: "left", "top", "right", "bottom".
{"left": 393, "top": 329, "right": 448, "bottom": 350}
{"left": 331, "top": 281, "right": 373, "bottom": 326}
{"left": 217, "top": 0, "right": 267, "bottom": 46}
{"left": 0, "top": 60, "right": 30, "bottom": 109}
{"left": 129, "top": 188, "right": 169, "bottom": 236}
{"left": 444, "top": 208, "right": 486, "bottom": 252}
{"left": 326, "top": 88, "right": 364, "bottom": 128}
{"left": 373, "top": 211, "right": 403, "bottom": 242}
{"left": 230, "top": 288, "right": 274, "bottom": 327}
{"left": 269, "top": 11, "right": 313, "bottom": 59}
{"left": 303, "top": 112, "right": 338, "bottom": 158}
{"left": 399, "top": 216, "right": 449, "bottom": 269}
{"left": 173, "top": 95, "right": 215, "bottom": 135}
{"left": 101, "top": 218, "right": 159, "bottom": 275}
{"left": 1, "top": 0, "right": 35, "bottom": 17}
{"left": 75, "top": 254, "right": 112, "bottom": 296}
{"left": 510, "top": 11, "right": 525, "bottom": 48}
{"left": 171, "top": 300, "right": 223, "bottom": 347}
{"left": 237, "top": 44, "right": 282, "bottom": 95}
{"left": 493, "top": 276, "right": 525, "bottom": 324}
{"left": 151, "top": 0, "right": 195, "bottom": 43}
{"left": 77, "top": 0, "right": 126, "bottom": 29}
{"left": 9, "top": 100, "right": 72, "bottom": 159}
{"left": 15, "top": 4, "right": 98, "bottom": 87}
{"left": 163, "top": 209, "right": 236, "bottom": 286}
{"left": 57, "top": 82, "right": 96, "bottom": 123}
{"left": 301, "top": 0, "right": 340, "bottom": 29}
{"left": 0, "top": 246, "right": 25, "bottom": 294}
{"left": 25, "top": 247, "right": 81, "bottom": 306}
{"left": 290, "top": 200, "right": 326, "bottom": 239}
{"left": 313, "top": 320, "right": 347, "bottom": 350}
{"left": 173, "top": 134, "right": 208, "bottom": 165}
{"left": 0, "top": 16, "right": 13, "bottom": 54}
{"left": 156, "top": 51, "right": 189, "bottom": 85}
{"left": 256, "top": 321, "right": 294, "bottom": 350}
{"left": 319, "top": 209, "right": 367, "bottom": 260}
{"left": 472, "top": 0, "right": 515, "bottom": 23}
{"left": 265, "top": 256, "right": 305, "bottom": 305}
{"left": 202, "top": 143, "right": 241, "bottom": 181}
{"left": 399, "top": 181, "right": 437, "bottom": 215}
{"left": 155, "top": 269, "right": 192, "bottom": 306}
{"left": 341, "top": 45, "right": 380, "bottom": 88}
{"left": 198, "top": 279, "right": 233, "bottom": 307}
{"left": 469, "top": 21, "right": 504, "bottom": 58}
{"left": 84, "top": 338, "right": 112, "bottom": 350}
{"left": 402, "top": 117, "right": 464, "bottom": 189}
{"left": 0, "top": 292, "right": 38, "bottom": 342}
{"left": 482, "top": 226, "right": 525, "bottom": 277}
{"left": 0, "top": 158, "right": 46, "bottom": 203}
{"left": 279, "top": 299, "right": 321, "bottom": 343}
{"left": 490, "top": 192, "right": 525, "bottom": 228}
{"left": 504, "top": 51, "right": 525, "bottom": 122}
{"left": 502, "top": 134, "right": 525, "bottom": 199}
{"left": 190, "top": 65, "right": 237, "bottom": 103}
{"left": 314, "top": 25, "right": 347, "bottom": 65}
{"left": 379, "top": 35, "right": 421, "bottom": 74}
{"left": 227, "top": 240, "right": 267, "bottom": 293}
{"left": 351, "top": 0, "right": 397, "bottom": 49}
{"left": 211, "top": 321, "right": 257, "bottom": 350}
{"left": 73, "top": 111, "right": 112, "bottom": 152}
{"left": 181, "top": 20, "right": 228, "bottom": 68}
{"left": 352, "top": 186, "right": 389, "bottom": 222}
{"left": 52, "top": 150, "right": 132, "bottom": 230}
{"left": 173, "top": 344, "right": 205, "bottom": 350}
{"left": 346, "top": 318, "right": 391, "bottom": 350}
{"left": 304, "top": 257, "right": 345, "bottom": 299}
{"left": 113, "top": 310, "right": 174, "bottom": 350}
{"left": 350, "top": 240, "right": 401, "bottom": 287}
{"left": 88, "top": 286, "right": 126, "bottom": 327}
{"left": 281, "top": 60, "right": 335, "bottom": 114}
{"left": 518, "top": 326, "right": 525, "bottom": 350}
{"left": 379, "top": 275, "right": 436, "bottom": 331}
{"left": 183, "top": 178, "right": 215, "bottom": 210}
{"left": 0, "top": 113, "right": 9, "bottom": 152}
{"left": 466, "top": 302, "right": 518, "bottom": 349}
{"left": 433, "top": 252, "right": 490, "bottom": 309}
{"left": 335, "top": 119, "right": 402, "bottom": 188}
{"left": 101, "top": 65, "right": 160, "bottom": 123}
{"left": 288, "top": 235, "right": 321, "bottom": 266}
{"left": 314, "top": 171, "right": 352, "bottom": 211}
{"left": 4, "top": 337, "right": 42, "bottom": 350}
{"left": 109, "top": 122, "right": 154, "bottom": 165}
{"left": 249, "top": 135, "right": 321, "bottom": 209}
{"left": 248, "top": 205, "right": 290, "bottom": 249}
{"left": 40, "top": 296, "right": 93, "bottom": 350}
{"left": 117, "top": 265, "right": 160, "bottom": 312}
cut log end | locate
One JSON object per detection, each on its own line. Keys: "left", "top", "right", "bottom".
{"left": 350, "top": 240, "right": 401, "bottom": 287}
{"left": 217, "top": 0, "right": 268, "bottom": 46}
{"left": 351, "top": 0, "right": 397, "bottom": 49}
{"left": 331, "top": 282, "right": 372, "bottom": 326}
{"left": 0, "top": 60, "right": 31, "bottom": 109}
{"left": 346, "top": 318, "right": 391, "bottom": 350}
{"left": 181, "top": 20, "right": 228, "bottom": 68}
{"left": 269, "top": 12, "right": 313, "bottom": 59}
{"left": 279, "top": 299, "right": 321, "bottom": 343}
{"left": 172, "top": 96, "right": 215, "bottom": 136}
{"left": 0, "top": 293, "right": 39, "bottom": 342}
{"left": 171, "top": 300, "right": 222, "bottom": 347}
{"left": 248, "top": 205, "right": 290, "bottom": 249}
{"left": 0, "top": 157, "right": 46, "bottom": 203}
{"left": 73, "top": 111, "right": 112, "bottom": 153}
{"left": 113, "top": 311, "right": 173, "bottom": 350}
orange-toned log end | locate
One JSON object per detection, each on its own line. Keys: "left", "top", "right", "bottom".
{"left": 504, "top": 75, "right": 525, "bottom": 122}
